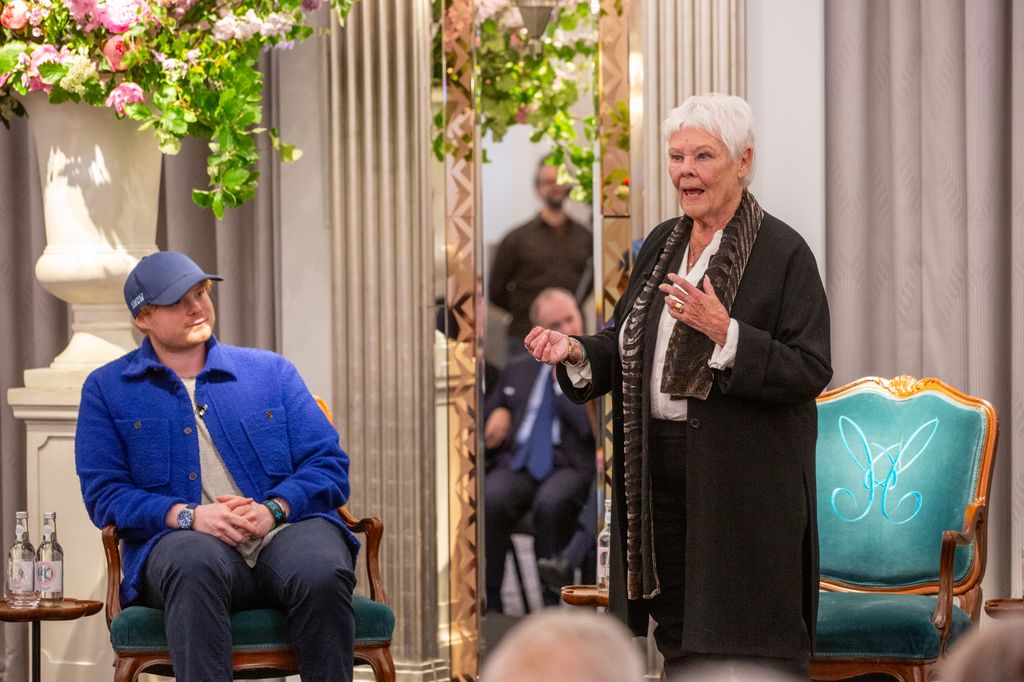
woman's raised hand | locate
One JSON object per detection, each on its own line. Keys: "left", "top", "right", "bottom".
{"left": 524, "top": 326, "right": 571, "bottom": 365}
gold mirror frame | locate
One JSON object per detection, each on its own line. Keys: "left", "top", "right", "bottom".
{"left": 440, "top": 1, "right": 634, "bottom": 678}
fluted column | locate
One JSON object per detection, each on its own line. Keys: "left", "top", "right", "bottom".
{"left": 327, "top": 1, "right": 445, "bottom": 679}
{"left": 635, "top": 0, "right": 746, "bottom": 230}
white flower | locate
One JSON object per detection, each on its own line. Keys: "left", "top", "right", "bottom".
{"left": 235, "top": 9, "right": 262, "bottom": 40}
{"left": 58, "top": 53, "right": 97, "bottom": 95}
{"left": 160, "top": 57, "right": 188, "bottom": 81}
{"left": 212, "top": 14, "right": 237, "bottom": 40}
{"left": 260, "top": 12, "right": 294, "bottom": 39}
{"left": 477, "top": 0, "right": 509, "bottom": 23}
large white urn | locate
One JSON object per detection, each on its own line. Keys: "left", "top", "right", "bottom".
{"left": 21, "top": 92, "right": 161, "bottom": 387}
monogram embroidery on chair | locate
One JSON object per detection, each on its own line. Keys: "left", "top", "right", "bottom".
{"left": 829, "top": 415, "right": 939, "bottom": 524}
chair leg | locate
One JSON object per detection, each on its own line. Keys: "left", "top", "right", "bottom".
{"left": 114, "top": 657, "right": 145, "bottom": 682}
{"left": 509, "top": 545, "right": 531, "bottom": 614}
{"left": 357, "top": 645, "right": 396, "bottom": 682}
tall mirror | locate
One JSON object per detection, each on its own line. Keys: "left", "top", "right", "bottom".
{"left": 432, "top": 0, "right": 633, "bottom": 678}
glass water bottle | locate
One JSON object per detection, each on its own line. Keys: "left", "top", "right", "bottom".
{"left": 5, "top": 511, "right": 38, "bottom": 608}
{"left": 35, "top": 512, "right": 63, "bottom": 606}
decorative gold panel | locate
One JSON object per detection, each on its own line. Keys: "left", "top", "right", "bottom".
{"left": 597, "top": 0, "right": 632, "bottom": 474}
{"left": 442, "top": 0, "right": 480, "bottom": 679}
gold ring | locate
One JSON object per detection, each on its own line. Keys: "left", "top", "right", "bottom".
{"left": 673, "top": 302, "right": 683, "bottom": 313}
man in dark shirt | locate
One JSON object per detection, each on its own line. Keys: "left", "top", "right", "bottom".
{"left": 489, "top": 160, "right": 592, "bottom": 355}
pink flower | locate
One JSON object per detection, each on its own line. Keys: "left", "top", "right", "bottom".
{"left": 25, "top": 44, "right": 58, "bottom": 92}
{"left": 103, "top": 35, "right": 129, "bottom": 71}
{"left": 105, "top": 81, "right": 144, "bottom": 115}
{"left": 0, "top": 73, "right": 10, "bottom": 88}
{"left": 1, "top": 0, "right": 30, "bottom": 30}
{"left": 65, "top": 0, "right": 99, "bottom": 28}
{"left": 442, "top": 2, "right": 472, "bottom": 53}
{"left": 100, "top": 0, "right": 146, "bottom": 33}
{"left": 300, "top": 0, "right": 321, "bottom": 11}
{"left": 515, "top": 104, "right": 535, "bottom": 124}
{"left": 164, "top": 0, "right": 197, "bottom": 20}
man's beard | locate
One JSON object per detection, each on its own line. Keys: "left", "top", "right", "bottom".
{"left": 543, "top": 194, "right": 565, "bottom": 211}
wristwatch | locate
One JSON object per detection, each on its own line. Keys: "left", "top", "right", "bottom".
{"left": 176, "top": 503, "right": 199, "bottom": 530}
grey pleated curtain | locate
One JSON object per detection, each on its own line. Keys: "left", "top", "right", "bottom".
{"left": 825, "top": 0, "right": 1024, "bottom": 599}
{"left": 0, "top": 58, "right": 281, "bottom": 679}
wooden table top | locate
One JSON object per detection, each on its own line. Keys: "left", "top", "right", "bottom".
{"left": 984, "top": 598, "right": 1024, "bottom": 619}
{"left": 0, "top": 598, "right": 102, "bottom": 623}
{"left": 561, "top": 584, "right": 609, "bottom": 608}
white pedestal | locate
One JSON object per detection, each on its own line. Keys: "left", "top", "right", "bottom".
{"left": 7, "top": 385, "right": 113, "bottom": 681}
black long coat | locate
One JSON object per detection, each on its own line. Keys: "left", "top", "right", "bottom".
{"left": 556, "top": 211, "right": 832, "bottom": 661}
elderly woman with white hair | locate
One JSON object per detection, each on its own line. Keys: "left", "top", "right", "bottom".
{"left": 524, "top": 93, "right": 832, "bottom": 677}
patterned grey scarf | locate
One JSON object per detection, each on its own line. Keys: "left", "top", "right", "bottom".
{"left": 619, "top": 190, "right": 763, "bottom": 599}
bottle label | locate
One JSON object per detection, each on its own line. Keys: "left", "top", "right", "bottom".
{"left": 42, "top": 523, "right": 54, "bottom": 540}
{"left": 8, "top": 559, "right": 34, "bottom": 592}
{"left": 597, "top": 547, "right": 610, "bottom": 588}
{"left": 14, "top": 523, "right": 25, "bottom": 536}
{"left": 36, "top": 561, "right": 62, "bottom": 592}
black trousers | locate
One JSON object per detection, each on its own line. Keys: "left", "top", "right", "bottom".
{"left": 644, "top": 419, "right": 808, "bottom": 680}
{"left": 485, "top": 465, "right": 591, "bottom": 611}
{"left": 142, "top": 518, "right": 356, "bottom": 682}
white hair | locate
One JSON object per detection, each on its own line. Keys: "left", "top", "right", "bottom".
{"left": 482, "top": 609, "right": 645, "bottom": 682}
{"left": 662, "top": 93, "right": 756, "bottom": 186}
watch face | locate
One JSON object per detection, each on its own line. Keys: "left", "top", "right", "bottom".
{"left": 176, "top": 507, "right": 194, "bottom": 530}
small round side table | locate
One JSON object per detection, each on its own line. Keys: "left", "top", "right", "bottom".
{"left": 983, "top": 598, "right": 1024, "bottom": 619}
{"left": 0, "top": 598, "right": 103, "bottom": 682}
{"left": 561, "top": 584, "right": 609, "bottom": 608}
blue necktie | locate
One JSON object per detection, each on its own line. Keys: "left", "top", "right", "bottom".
{"left": 514, "top": 369, "right": 555, "bottom": 480}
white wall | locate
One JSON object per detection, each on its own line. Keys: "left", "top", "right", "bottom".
{"left": 745, "top": 0, "right": 826, "bottom": 278}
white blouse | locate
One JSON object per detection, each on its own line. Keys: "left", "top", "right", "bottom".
{"left": 566, "top": 229, "right": 739, "bottom": 420}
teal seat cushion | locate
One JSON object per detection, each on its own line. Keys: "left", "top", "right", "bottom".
{"left": 111, "top": 595, "right": 394, "bottom": 653}
{"left": 815, "top": 592, "right": 972, "bottom": 660}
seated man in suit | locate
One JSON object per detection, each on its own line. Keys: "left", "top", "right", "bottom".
{"left": 75, "top": 252, "right": 358, "bottom": 681}
{"left": 484, "top": 288, "right": 596, "bottom": 610}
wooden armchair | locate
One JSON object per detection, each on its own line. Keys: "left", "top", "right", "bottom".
{"left": 101, "top": 505, "right": 395, "bottom": 681}
{"left": 811, "top": 376, "right": 999, "bottom": 681}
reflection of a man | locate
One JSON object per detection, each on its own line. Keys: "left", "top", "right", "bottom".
{"left": 483, "top": 288, "right": 596, "bottom": 612}
{"left": 489, "top": 160, "right": 593, "bottom": 358}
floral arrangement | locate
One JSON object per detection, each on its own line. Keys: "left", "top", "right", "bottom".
{"left": 433, "top": 0, "right": 599, "bottom": 203}
{"left": 0, "top": 0, "right": 356, "bottom": 217}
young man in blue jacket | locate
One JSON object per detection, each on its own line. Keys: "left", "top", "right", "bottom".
{"left": 75, "top": 251, "right": 357, "bottom": 682}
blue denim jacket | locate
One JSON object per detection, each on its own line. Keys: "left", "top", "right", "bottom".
{"left": 75, "top": 335, "right": 356, "bottom": 606}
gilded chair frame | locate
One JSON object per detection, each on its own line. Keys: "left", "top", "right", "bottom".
{"left": 810, "top": 375, "right": 999, "bottom": 682}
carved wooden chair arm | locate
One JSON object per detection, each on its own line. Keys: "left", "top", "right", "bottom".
{"left": 932, "top": 501, "right": 986, "bottom": 654}
{"left": 101, "top": 524, "right": 123, "bottom": 630}
{"left": 338, "top": 505, "right": 389, "bottom": 606}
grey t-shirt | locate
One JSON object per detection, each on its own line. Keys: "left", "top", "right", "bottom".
{"left": 182, "top": 378, "right": 286, "bottom": 567}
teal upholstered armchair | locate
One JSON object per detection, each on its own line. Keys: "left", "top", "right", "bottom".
{"left": 811, "top": 376, "right": 998, "bottom": 682}
{"left": 102, "top": 505, "right": 396, "bottom": 682}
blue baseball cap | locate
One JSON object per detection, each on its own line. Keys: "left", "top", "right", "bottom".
{"left": 124, "top": 251, "right": 223, "bottom": 317}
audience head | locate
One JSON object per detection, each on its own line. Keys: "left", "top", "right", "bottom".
{"left": 668, "top": 660, "right": 801, "bottom": 682}
{"left": 534, "top": 157, "right": 570, "bottom": 211}
{"left": 529, "top": 288, "right": 583, "bottom": 337}
{"left": 939, "top": 617, "right": 1024, "bottom": 682}
{"left": 482, "top": 608, "right": 644, "bottom": 682}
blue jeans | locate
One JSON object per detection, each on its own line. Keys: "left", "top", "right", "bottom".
{"left": 142, "top": 517, "right": 356, "bottom": 682}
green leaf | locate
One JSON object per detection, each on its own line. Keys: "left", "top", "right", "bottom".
{"left": 212, "top": 193, "right": 225, "bottom": 220}
{"left": 0, "top": 42, "right": 27, "bottom": 74}
{"left": 191, "top": 189, "right": 213, "bottom": 208}
{"left": 37, "top": 62, "right": 67, "bottom": 85}
{"left": 222, "top": 167, "right": 250, "bottom": 188}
